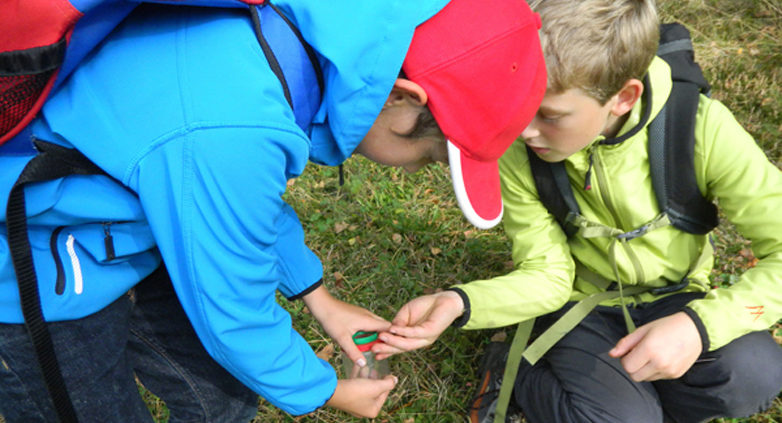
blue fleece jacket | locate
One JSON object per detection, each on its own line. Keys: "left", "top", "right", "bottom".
{"left": 0, "top": 0, "right": 447, "bottom": 414}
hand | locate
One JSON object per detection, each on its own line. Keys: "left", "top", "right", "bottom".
{"left": 326, "top": 375, "right": 398, "bottom": 418}
{"left": 302, "top": 285, "right": 391, "bottom": 367}
{"left": 373, "top": 290, "right": 464, "bottom": 360}
{"left": 609, "top": 311, "right": 702, "bottom": 381}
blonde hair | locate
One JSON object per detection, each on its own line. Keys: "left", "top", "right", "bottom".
{"left": 529, "top": 0, "right": 659, "bottom": 104}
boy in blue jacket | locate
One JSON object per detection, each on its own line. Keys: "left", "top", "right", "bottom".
{"left": 0, "top": 0, "right": 546, "bottom": 421}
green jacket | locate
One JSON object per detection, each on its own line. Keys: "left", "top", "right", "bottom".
{"left": 452, "top": 57, "right": 782, "bottom": 351}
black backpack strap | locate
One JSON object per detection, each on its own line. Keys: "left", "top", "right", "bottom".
{"left": 249, "top": 2, "right": 323, "bottom": 127}
{"left": 6, "top": 141, "right": 106, "bottom": 423}
{"left": 658, "top": 23, "right": 710, "bottom": 96}
{"left": 648, "top": 23, "right": 718, "bottom": 235}
{"left": 527, "top": 145, "right": 581, "bottom": 237}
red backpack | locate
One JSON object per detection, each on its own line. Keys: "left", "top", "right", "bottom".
{"left": 0, "top": 0, "right": 262, "bottom": 146}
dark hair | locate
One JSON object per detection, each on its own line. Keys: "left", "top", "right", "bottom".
{"left": 397, "top": 70, "right": 444, "bottom": 140}
{"left": 405, "top": 106, "right": 443, "bottom": 139}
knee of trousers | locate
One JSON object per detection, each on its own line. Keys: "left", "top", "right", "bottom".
{"left": 706, "top": 332, "right": 782, "bottom": 417}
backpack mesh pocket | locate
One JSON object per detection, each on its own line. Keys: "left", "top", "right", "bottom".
{"left": 0, "top": 38, "right": 67, "bottom": 139}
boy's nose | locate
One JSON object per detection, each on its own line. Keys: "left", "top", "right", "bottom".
{"left": 521, "top": 122, "right": 540, "bottom": 140}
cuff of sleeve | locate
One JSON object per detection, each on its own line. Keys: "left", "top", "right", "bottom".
{"left": 446, "top": 287, "right": 471, "bottom": 328}
{"left": 682, "top": 306, "right": 710, "bottom": 352}
{"left": 288, "top": 279, "right": 323, "bottom": 301}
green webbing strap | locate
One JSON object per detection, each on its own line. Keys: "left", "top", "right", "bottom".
{"left": 608, "top": 239, "right": 638, "bottom": 333}
{"left": 492, "top": 285, "right": 650, "bottom": 423}
{"left": 493, "top": 318, "right": 534, "bottom": 423}
{"left": 522, "top": 285, "right": 650, "bottom": 365}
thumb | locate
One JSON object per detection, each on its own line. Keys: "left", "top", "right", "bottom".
{"left": 609, "top": 326, "right": 647, "bottom": 358}
{"left": 378, "top": 374, "right": 399, "bottom": 393}
{"left": 341, "top": 342, "right": 368, "bottom": 367}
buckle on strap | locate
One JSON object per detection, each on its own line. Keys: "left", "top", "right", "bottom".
{"left": 616, "top": 224, "right": 650, "bottom": 241}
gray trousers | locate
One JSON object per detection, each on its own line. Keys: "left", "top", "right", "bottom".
{"left": 513, "top": 293, "right": 782, "bottom": 423}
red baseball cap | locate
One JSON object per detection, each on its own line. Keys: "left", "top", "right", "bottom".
{"left": 403, "top": 0, "right": 547, "bottom": 229}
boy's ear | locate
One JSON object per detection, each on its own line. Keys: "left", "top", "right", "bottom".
{"left": 609, "top": 79, "right": 644, "bottom": 117}
{"left": 390, "top": 78, "right": 428, "bottom": 106}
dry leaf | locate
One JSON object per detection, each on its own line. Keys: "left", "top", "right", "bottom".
{"left": 334, "top": 222, "right": 349, "bottom": 233}
{"left": 333, "top": 272, "right": 345, "bottom": 289}
{"left": 316, "top": 343, "right": 335, "bottom": 361}
{"left": 430, "top": 247, "right": 442, "bottom": 255}
{"left": 392, "top": 233, "right": 403, "bottom": 243}
{"left": 490, "top": 331, "right": 508, "bottom": 342}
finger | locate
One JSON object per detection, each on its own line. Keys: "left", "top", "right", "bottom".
{"left": 350, "top": 362, "right": 361, "bottom": 379}
{"left": 372, "top": 349, "right": 405, "bottom": 361}
{"left": 618, "top": 344, "right": 651, "bottom": 376}
{"left": 381, "top": 374, "right": 399, "bottom": 391}
{"left": 390, "top": 305, "right": 417, "bottom": 327}
{"left": 368, "top": 375, "right": 398, "bottom": 417}
{"left": 355, "top": 318, "right": 392, "bottom": 333}
{"left": 626, "top": 361, "right": 660, "bottom": 382}
{"left": 387, "top": 322, "right": 438, "bottom": 339}
{"left": 374, "top": 378, "right": 395, "bottom": 403}
{"left": 377, "top": 332, "right": 432, "bottom": 352}
{"left": 358, "top": 365, "right": 370, "bottom": 379}
{"left": 609, "top": 326, "right": 648, "bottom": 358}
{"left": 371, "top": 340, "right": 406, "bottom": 359}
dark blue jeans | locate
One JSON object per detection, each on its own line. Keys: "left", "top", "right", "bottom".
{"left": 513, "top": 292, "right": 782, "bottom": 423}
{"left": 0, "top": 267, "right": 258, "bottom": 423}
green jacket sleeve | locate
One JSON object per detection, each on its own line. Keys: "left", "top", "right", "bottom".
{"left": 687, "top": 97, "right": 782, "bottom": 350}
{"left": 450, "top": 143, "right": 575, "bottom": 330}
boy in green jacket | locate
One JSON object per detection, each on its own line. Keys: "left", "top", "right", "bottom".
{"left": 375, "top": 0, "right": 782, "bottom": 422}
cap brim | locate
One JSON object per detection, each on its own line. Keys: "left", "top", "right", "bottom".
{"left": 448, "top": 141, "right": 503, "bottom": 229}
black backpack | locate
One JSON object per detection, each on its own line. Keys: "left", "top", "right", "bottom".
{"left": 528, "top": 23, "right": 719, "bottom": 238}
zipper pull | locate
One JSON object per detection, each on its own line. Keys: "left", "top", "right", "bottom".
{"left": 583, "top": 150, "right": 594, "bottom": 191}
{"left": 103, "top": 222, "right": 116, "bottom": 261}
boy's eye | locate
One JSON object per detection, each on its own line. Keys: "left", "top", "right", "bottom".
{"left": 540, "top": 114, "right": 561, "bottom": 123}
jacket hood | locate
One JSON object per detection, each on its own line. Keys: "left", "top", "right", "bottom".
{"left": 274, "top": 0, "right": 450, "bottom": 166}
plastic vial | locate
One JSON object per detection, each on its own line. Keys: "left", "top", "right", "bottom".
{"left": 342, "top": 331, "right": 389, "bottom": 379}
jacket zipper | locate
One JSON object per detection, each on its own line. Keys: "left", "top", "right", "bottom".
{"left": 49, "top": 227, "right": 87, "bottom": 295}
{"left": 50, "top": 226, "right": 67, "bottom": 295}
{"left": 592, "top": 148, "right": 646, "bottom": 283}
{"left": 65, "top": 234, "right": 84, "bottom": 295}
{"left": 49, "top": 222, "right": 122, "bottom": 295}
{"left": 103, "top": 222, "right": 116, "bottom": 261}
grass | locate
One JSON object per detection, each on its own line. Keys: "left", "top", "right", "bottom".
{"left": 2, "top": 1, "right": 776, "bottom": 423}
{"left": 251, "top": 2, "right": 781, "bottom": 421}
{"left": 154, "top": 1, "right": 780, "bottom": 422}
